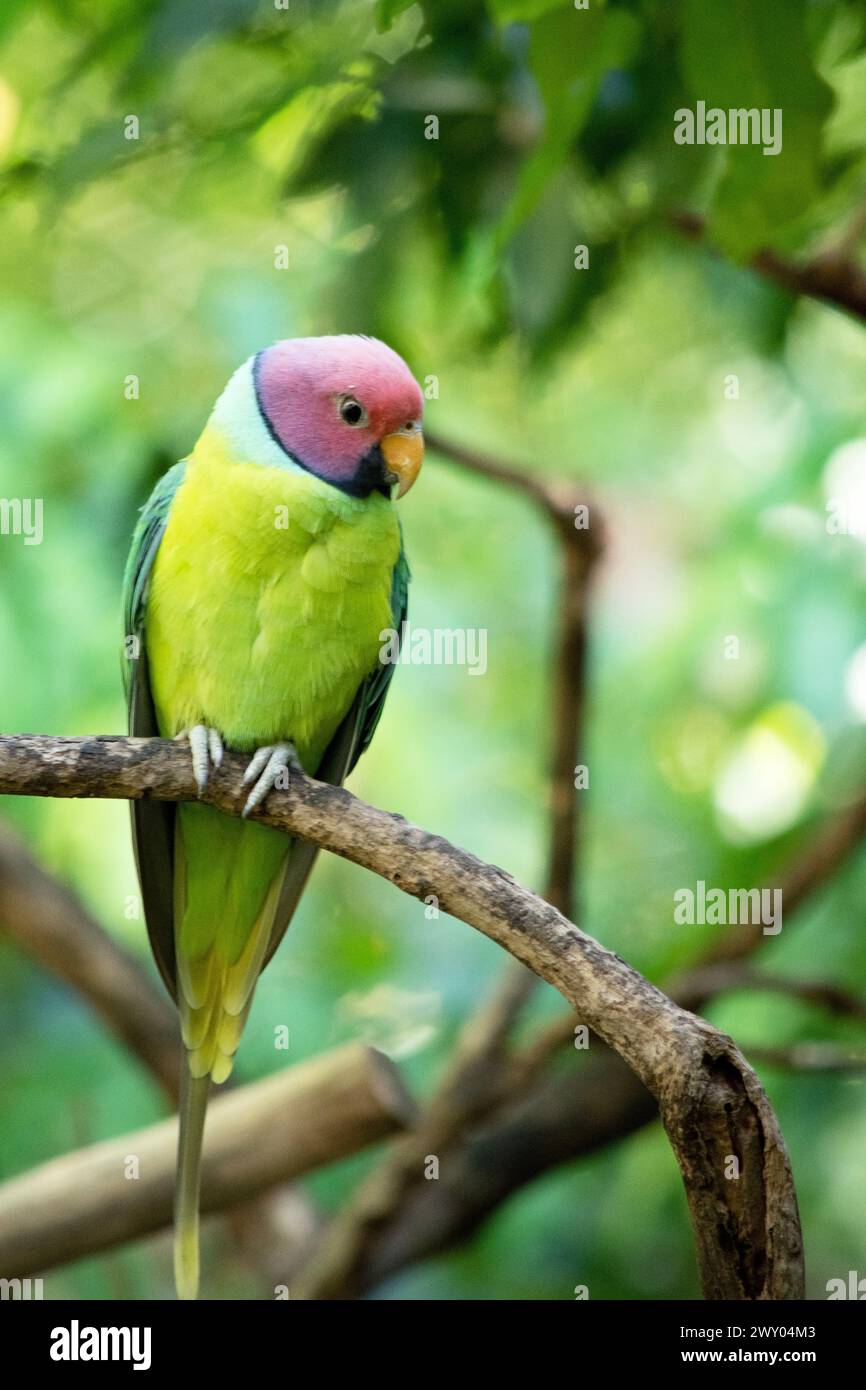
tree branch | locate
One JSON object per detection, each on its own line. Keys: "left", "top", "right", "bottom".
{"left": 0, "top": 822, "right": 179, "bottom": 1100}
{"left": 427, "top": 430, "right": 602, "bottom": 543}
{"left": 0, "top": 1042, "right": 415, "bottom": 1280}
{"left": 673, "top": 210, "right": 866, "bottom": 325}
{"left": 352, "top": 1045, "right": 658, "bottom": 1285}
{"left": 674, "top": 963, "right": 866, "bottom": 1021}
{"left": 0, "top": 733, "right": 804, "bottom": 1299}
{"left": 747, "top": 1043, "right": 866, "bottom": 1073}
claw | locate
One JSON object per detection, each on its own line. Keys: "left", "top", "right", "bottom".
{"left": 241, "top": 743, "right": 298, "bottom": 818}
{"left": 188, "top": 725, "right": 211, "bottom": 795}
{"left": 241, "top": 745, "right": 272, "bottom": 787}
{"left": 184, "top": 725, "right": 224, "bottom": 796}
{"left": 208, "top": 728, "right": 224, "bottom": 769}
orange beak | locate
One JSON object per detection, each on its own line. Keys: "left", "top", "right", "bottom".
{"left": 381, "top": 430, "right": 424, "bottom": 499}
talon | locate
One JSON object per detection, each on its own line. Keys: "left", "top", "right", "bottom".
{"left": 188, "top": 725, "right": 211, "bottom": 795}
{"left": 185, "top": 725, "right": 225, "bottom": 796}
{"left": 208, "top": 728, "right": 224, "bottom": 769}
{"left": 241, "top": 743, "right": 297, "bottom": 818}
{"left": 242, "top": 745, "right": 272, "bottom": 787}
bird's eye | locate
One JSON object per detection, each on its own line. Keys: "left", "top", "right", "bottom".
{"left": 339, "top": 397, "right": 367, "bottom": 427}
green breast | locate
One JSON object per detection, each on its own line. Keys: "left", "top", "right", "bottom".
{"left": 146, "top": 429, "right": 401, "bottom": 768}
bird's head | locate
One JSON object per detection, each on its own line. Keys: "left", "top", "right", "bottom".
{"left": 211, "top": 335, "right": 424, "bottom": 500}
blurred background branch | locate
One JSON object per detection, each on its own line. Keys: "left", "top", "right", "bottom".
{"left": 0, "top": 1042, "right": 415, "bottom": 1278}
{"left": 673, "top": 210, "right": 866, "bottom": 326}
{"left": 0, "top": 822, "right": 179, "bottom": 1100}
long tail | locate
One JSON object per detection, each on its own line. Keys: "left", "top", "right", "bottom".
{"left": 170, "top": 805, "right": 290, "bottom": 1299}
{"left": 173, "top": 1066, "right": 211, "bottom": 1301}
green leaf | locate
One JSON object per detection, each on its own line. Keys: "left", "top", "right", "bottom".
{"left": 494, "top": 3, "right": 640, "bottom": 247}
{"left": 679, "top": 0, "right": 834, "bottom": 256}
{"left": 823, "top": 48, "right": 866, "bottom": 160}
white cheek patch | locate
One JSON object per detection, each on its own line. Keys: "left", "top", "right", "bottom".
{"left": 210, "top": 358, "right": 306, "bottom": 475}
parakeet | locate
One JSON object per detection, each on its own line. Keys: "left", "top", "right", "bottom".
{"left": 122, "top": 336, "right": 424, "bottom": 1299}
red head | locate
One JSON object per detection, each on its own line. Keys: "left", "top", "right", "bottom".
{"left": 252, "top": 336, "right": 424, "bottom": 498}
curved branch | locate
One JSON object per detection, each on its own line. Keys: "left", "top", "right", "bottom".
{"left": 427, "top": 430, "right": 602, "bottom": 539}
{"left": 0, "top": 733, "right": 804, "bottom": 1299}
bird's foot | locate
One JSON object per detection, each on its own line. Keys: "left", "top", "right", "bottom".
{"left": 241, "top": 742, "right": 300, "bottom": 818}
{"left": 177, "top": 725, "right": 224, "bottom": 796}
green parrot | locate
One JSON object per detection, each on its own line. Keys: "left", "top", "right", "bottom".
{"left": 122, "top": 336, "right": 424, "bottom": 1298}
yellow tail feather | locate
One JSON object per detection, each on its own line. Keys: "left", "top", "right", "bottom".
{"left": 174, "top": 1065, "right": 211, "bottom": 1300}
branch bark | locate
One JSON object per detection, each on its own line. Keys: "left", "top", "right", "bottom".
{"left": 0, "top": 733, "right": 804, "bottom": 1299}
{"left": 0, "top": 1042, "right": 414, "bottom": 1279}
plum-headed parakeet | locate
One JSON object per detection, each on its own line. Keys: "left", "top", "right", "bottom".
{"left": 122, "top": 336, "right": 424, "bottom": 1298}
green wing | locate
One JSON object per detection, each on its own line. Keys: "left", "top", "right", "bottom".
{"left": 262, "top": 541, "right": 410, "bottom": 967}
{"left": 123, "top": 462, "right": 187, "bottom": 999}
{"left": 353, "top": 542, "right": 410, "bottom": 768}
{"left": 123, "top": 462, "right": 187, "bottom": 698}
